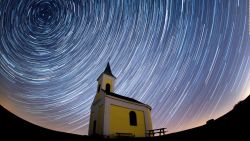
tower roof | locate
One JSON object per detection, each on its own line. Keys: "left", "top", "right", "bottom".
{"left": 103, "top": 62, "right": 116, "bottom": 78}
{"left": 97, "top": 62, "right": 116, "bottom": 80}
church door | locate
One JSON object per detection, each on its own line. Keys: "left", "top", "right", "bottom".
{"left": 93, "top": 120, "right": 96, "bottom": 135}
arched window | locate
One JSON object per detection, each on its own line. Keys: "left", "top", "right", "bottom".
{"left": 129, "top": 111, "right": 137, "bottom": 126}
{"left": 106, "top": 83, "right": 110, "bottom": 93}
{"left": 97, "top": 84, "right": 101, "bottom": 92}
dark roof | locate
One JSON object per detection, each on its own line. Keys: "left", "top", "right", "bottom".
{"left": 103, "top": 90, "right": 143, "bottom": 104}
{"left": 103, "top": 62, "right": 116, "bottom": 78}
{"left": 97, "top": 62, "right": 116, "bottom": 80}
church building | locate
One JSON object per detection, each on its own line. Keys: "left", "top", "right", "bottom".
{"left": 88, "top": 63, "right": 153, "bottom": 137}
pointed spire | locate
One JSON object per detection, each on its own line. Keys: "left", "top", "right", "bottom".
{"left": 97, "top": 62, "right": 116, "bottom": 80}
{"left": 103, "top": 62, "right": 116, "bottom": 78}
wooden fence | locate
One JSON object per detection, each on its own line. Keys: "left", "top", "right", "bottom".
{"left": 146, "top": 128, "right": 167, "bottom": 137}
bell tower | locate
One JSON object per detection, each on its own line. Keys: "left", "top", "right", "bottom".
{"left": 89, "top": 62, "right": 116, "bottom": 136}
{"left": 96, "top": 62, "right": 116, "bottom": 94}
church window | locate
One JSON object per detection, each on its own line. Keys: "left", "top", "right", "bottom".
{"left": 129, "top": 111, "right": 137, "bottom": 126}
{"left": 97, "top": 84, "right": 101, "bottom": 92}
{"left": 106, "top": 83, "right": 111, "bottom": 93}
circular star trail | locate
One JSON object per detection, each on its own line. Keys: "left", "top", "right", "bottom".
{"left": 0, "top": 0, "right": 250, "bottom": 135}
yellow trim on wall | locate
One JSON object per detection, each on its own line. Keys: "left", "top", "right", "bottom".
{"left": 97, "top": 104, "right": 104, "bottom": 134}
{"left": 146, "top": 109, "right": 153, "bottom": 130}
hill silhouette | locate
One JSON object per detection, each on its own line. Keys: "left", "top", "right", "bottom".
{"left": 0, "top": 105, "right": 88, "bottom": 140}
{"left": 153, "top": 95, "right": 250, "bottom": 140}
{"left": 1, "top": 95, "right": 249, "bottom": 140}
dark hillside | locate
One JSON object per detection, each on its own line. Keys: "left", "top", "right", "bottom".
{"left": 1, "top": 94, "right": 249, "bottom": 140}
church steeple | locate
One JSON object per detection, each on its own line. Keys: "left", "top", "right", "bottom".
{"left": 103, "top": 62, "right": 116, "bottom": 79}
{"left": 97, "top": 62, "right": 116, "bottom": 93}
{"left": 97, "top": 62, "right": 116, "bottom": 80}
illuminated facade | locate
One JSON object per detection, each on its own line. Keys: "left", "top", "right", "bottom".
{"left": 88, "top": 63, "right": 152, "bottom": 137}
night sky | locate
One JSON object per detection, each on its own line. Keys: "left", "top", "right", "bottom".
{"left": 0, "top": 0, "right": 250, "bottom": 135}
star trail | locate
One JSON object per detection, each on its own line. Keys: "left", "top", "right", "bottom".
{"left": 0, "top": 0, "right": 250, "bottom": 135}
